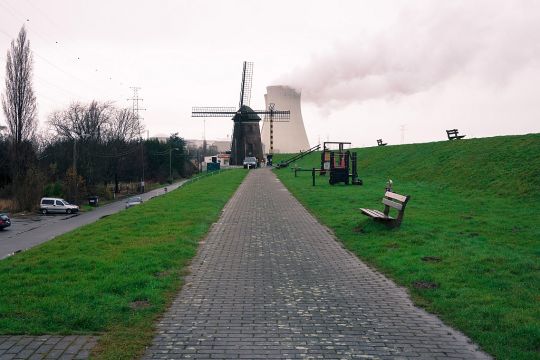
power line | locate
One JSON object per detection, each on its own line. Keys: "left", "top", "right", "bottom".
{"left": 0, "top": 26, "right": 97, "bottom": 103}
{"left": 0, "top": 3, "right": 125, "bottom": 96}
{"left": 23, "top": 0, "right": 64, "bottom": 32}
{"left": 0, "top": 24, "right": 103, "bottom": 94}
{"left": 0, "top": 1, "right": 57, "bottom": 43}
{"left": 92, "top": 145, "right": 141, "bottom": 158}
{"left": 34, "top": 74, "right": 82, "bottom": 99}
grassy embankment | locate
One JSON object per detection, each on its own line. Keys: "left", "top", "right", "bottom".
{"left": 274, "top": 134, "right": 540, "bottom": 360}
{"left": 0, "top": 169, "right": 247, "bottom": 359}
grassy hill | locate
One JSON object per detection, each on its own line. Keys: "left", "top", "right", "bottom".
{"left": 278, "top": 133, "right": 540, "bottom": 197}
{"left": 274, "top": 133, "right": 540, "bottom": 360}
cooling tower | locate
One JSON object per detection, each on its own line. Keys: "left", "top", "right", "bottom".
{"left": 261, "top": 86, "right": 310, "bottom": 154}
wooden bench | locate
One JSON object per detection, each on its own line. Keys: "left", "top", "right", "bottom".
{"left": 360, "top": 191, "right": 411, "bottom": 227}
{"left": 446, "top": 129, "right": 466, "bottom": 140}
{"left": 377, "top": 139, "right": 387, "bottom": 146}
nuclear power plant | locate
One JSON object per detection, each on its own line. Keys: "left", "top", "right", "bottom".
{"left": 261, "top": 86, "right": 310, "bottom": 154}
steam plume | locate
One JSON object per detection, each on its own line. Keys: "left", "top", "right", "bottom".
{"left": 275, "top": 1, "right": 540, "bottom": 106}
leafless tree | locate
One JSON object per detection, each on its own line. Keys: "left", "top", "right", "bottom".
{"left": 103, "top": 107, "right": 143, "bottom": 193}
{"left": 48, "top": 100, "right": 112, "bottom": 142}
{"left": 48, "top": 103, "right": 84, "bottom": 140}
{"left": 82, "top": 100, "right": 111, "bottom": 141}
{"left": 1, "top": 25, "right": 37, "bottom": 176}
{"left": 105, "top": 108, "right": 143, "bottom": 142}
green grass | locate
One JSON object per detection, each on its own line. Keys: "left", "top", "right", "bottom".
{"left": 274, "top": 134, "right": 540, "bottom": 360}
{"left": 0, "top": 169, "right": 247, "bottom": 359}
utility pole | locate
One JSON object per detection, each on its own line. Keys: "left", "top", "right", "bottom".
{"left": 202, "top": 119, "right": 207, "bottom": 158}
{"left": 128, "top": 87, "right": 146, "bottom": 192}
{"left": 73, "top": 138, "right": 77, "bottom": 173}
{"left": 169, "top": 147, "right": 179, "bottom": 183}
{"left": 72, "top": 133, "right": 90, "bottom": 175}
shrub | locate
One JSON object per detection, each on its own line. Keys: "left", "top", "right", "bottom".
{"left": 13, "top": 166, "right": 45, "bottom": 211}
{"left": 43, "top": 182, "right": 64, "bottom": 198}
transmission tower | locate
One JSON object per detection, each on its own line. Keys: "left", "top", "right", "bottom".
{"left": 128, "top": 87, "right": 146, "bottom": 192}
{"left": 400, "top": 124, "right": 407, "bottom": 144}
{"left": 128, "top": 87, "right": 146, "bottom": 128}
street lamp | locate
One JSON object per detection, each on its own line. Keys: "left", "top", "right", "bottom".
{"left": 169, "top": 147, "right": 179, "bottom": 183}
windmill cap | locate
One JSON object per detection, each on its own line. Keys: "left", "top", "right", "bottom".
{"left": 232, "top": 105, "right": 261, "bottom": 122}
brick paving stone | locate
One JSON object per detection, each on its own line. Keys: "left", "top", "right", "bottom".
{"left": 143, "top": 168, "right": 491, "bottom": 359}
{"left": 0, "top": 336, "right": 97, "bottom": 360}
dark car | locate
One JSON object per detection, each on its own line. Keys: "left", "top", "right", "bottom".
{"left": 243, "top": 156, "right": 258, "bottom": 169}
{"left": 0, "top": 213, "right": 11, "bottom": 230}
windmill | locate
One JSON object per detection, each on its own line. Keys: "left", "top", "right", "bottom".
{"left": 192, "top": 62, "right": 290, "bottom": 165}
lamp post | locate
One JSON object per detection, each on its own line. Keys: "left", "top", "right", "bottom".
{"left": 169, "top": 147, "right": 179, "bottom": 183}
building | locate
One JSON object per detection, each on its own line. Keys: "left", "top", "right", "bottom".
{"left": 186, "top": 139, "right": 231, "bottom": 153}
{"left": 203, "top": 153, "right": 230, "bottom": 167}
{"left": 261, "top": 86, "right": 310, "bottom": 154}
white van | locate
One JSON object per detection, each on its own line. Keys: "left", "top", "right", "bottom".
{"left": 40, "top": 197, "right": 80, "bottom": 215}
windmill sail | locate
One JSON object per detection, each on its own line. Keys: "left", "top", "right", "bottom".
{"left": 239, "top": 61, "right": 253, "bottom": 108}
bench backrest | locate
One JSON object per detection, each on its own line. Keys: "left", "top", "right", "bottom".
{"left": 382, "top": 191, "right": 410, "bottom": 213}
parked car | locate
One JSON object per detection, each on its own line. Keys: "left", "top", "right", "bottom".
{"left": 243, "top": 156, "right": 258, "bottom": 169}
{"left": 0, "top": 213, "right": 11, "bottom": 230}
{"left": 39, "top": 197, "right": 79, "bottom": 215}
{"left": 125, "top": 196, "right": 143, "bottom": 209}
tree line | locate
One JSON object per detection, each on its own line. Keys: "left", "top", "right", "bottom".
{"left": 1, "top": 26, "right": 196, "bottom": 212}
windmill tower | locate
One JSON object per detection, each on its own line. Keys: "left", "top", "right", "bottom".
{"left": 192, "top": 62, "right": 290, "bottom": 165}
{"left": 261, "top": 86, "right": 310, "bottom": 154}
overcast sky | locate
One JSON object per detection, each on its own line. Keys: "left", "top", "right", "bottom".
{"left": 1, "top": 0, "right": 539, "bottom": 147}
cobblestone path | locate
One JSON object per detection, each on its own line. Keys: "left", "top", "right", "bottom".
{"left": 0, "top": 335, "right": 97, "bottom": 359}
{"left": 143, "top": 169, "right": 490, "bottom": 359}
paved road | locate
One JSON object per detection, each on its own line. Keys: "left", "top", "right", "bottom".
{"left": 143, "top": 168, "right": 490, "bottom": 359}
{"left": 0, "top": 181, "right": 186, "bottom": 260}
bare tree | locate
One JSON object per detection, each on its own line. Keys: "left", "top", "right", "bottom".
{"left": 105, "top": 108, "right": 142, "bottom": 142}
{"left": 103, "top": 108, "right": 143, "bottom": 193}
{"left": 1, "top": 25, "right": 37, "bottom": 175}
{"left": 48, "top": 103, "right": 85, "bottom": 140}
{"left": 80, "top": 100, "right": 111, "bottom": 141}
{"left": 48, "top": 101, "right": 111, "bottom": 142}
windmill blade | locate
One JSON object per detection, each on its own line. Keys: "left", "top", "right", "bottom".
{"left": 192, "top": 107, "right": 237, "bottom": 117}
{"left": 260, "top": 110, "right": 291, "bottom": 121}
{"left": 263, "top": 103, "right": 290, "bottom": 122}
{"left": 239, "top": 61, "right": 253, "bottom": 107}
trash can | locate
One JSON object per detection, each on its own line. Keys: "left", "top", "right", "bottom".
{"left": 88, "top": 196, "right": 99, "bottom": 207}
{"left": 207, "top": 162, "right": 221, "bottom": 172}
